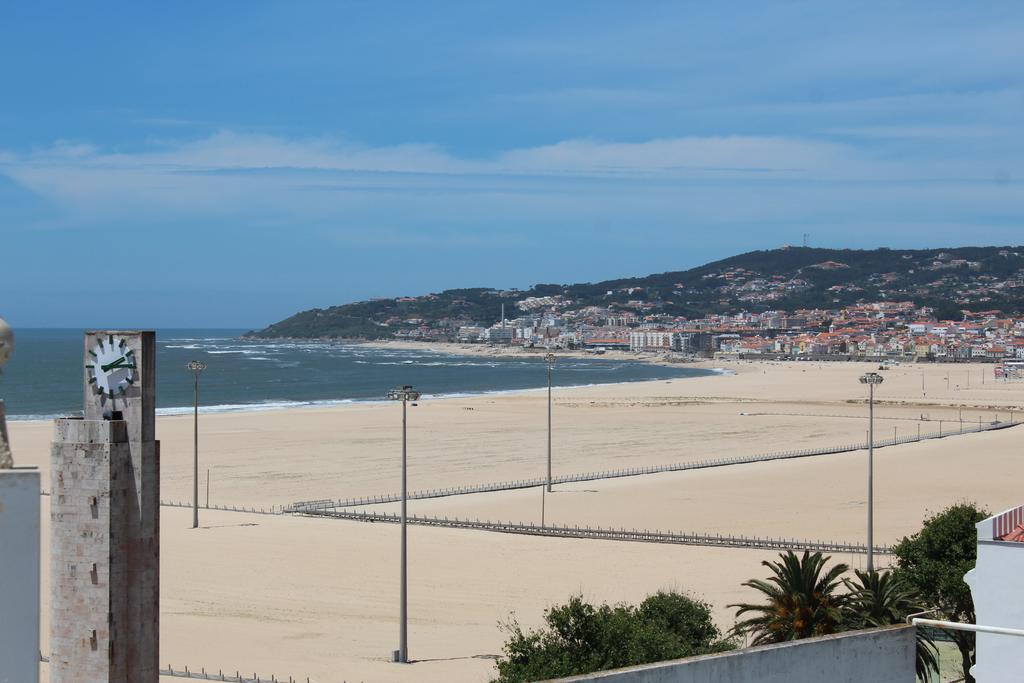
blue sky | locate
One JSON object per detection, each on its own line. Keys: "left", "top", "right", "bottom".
{"left": 2, "top": 2, "right": 1022, "bottom": 328}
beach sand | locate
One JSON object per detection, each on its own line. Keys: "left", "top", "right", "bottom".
{"left": 9, "top": 359, "right": 1023, "bottom": 682}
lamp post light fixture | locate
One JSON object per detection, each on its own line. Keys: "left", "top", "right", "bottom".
{"left": 540, "top": 353, "right": 557, "bottom": 527}
{"left": 186, "top": 360, "right": 207, "bottom": 529}
{"left": 859, "top": 371, "right": 884, "bottom": 572}
{"left": 387, "top": 384, "right": 421, "bottom": 665}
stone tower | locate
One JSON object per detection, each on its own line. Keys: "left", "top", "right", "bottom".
{"left": 50, "top": 331, "right": 159, "bottom": 682}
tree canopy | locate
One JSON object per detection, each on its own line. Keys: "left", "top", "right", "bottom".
{"left": 892, "top": 502, "right": 989, "bottom": 683}
{"left": 730, "top": 550, "right": 849, "bottom": 644}
{"left": 492, "top": 591, "right": 733, "bottom": 682}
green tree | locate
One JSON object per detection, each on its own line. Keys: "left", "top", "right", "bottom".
{"left": 892, "top": 503, "right": 988, "bottom": 683}
{"left": 729, "top": 550, "right": 848, "bottom": 644}
{"left": 843, "top": 569, "right": 939, "bottom": 680}
{"left": 493, "top": 592, "right": 732, "bottom": 682}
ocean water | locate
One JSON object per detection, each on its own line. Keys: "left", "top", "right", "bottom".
{"left": 0, "top": 329, "right": 715, "bottom": 420}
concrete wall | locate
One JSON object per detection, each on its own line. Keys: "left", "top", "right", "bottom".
{"left": 550, "top": 626, "right": 916, "bottom": 683}
{"left": 0, "top": 467, "right": 41, "bottom": 683}
{"left": 964, "top": 507, "right": 1024, "bottom": 682}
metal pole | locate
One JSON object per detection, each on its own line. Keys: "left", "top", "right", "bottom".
{"left": 399, "top": 397, "right": 408, "bottom": 664}
{"left": 547, "top": 363, "right": 552, "bottom": 493}
{"left": 206, "top": 468, "right": 210, "bottom": 508}
{"left": 867, "top": 383, "right": 874, "bottom": 573}
{"left": 541, "top": 481, "right": 546, "bottom": 527}
{"left": 912, "top": 618, "right": 1024, "bottom": 638}
{"left": 193, "top": 372, "right": 199, "bottom": 529}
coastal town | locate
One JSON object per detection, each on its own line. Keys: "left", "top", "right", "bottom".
{"left": 441, "top": 300, "right": 1024, "bottom": 372}
{"left": 255, "top": 247, "right": 1024, "bottom": 379}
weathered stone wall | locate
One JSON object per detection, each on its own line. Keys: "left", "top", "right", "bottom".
{"left": 50, "top": 418, "right": 159, "bottom": 682}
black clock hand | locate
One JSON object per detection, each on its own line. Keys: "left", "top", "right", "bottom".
{"left": 101, "top": 356, "right": 135, "bottom": 372}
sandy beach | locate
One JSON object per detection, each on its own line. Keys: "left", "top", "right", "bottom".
{"left": 10, "top": 358, "right": 1023, "bottom": 683}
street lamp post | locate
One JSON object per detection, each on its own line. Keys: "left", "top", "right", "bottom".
{"left": 387, "top": 385, "right": 421, "bottom": 665}
{"left": 186, "top": 360, "right": 207, "bottom": 529}
{"left": 545, "top": 353, "right": 556, "bottom": 493}
{"left": 859, "top": 372, "right": 884, "bottom": 572}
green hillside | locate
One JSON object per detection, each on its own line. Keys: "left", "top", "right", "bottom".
{"left": 248, "top": 245, "right": 1024, "bottom": 339}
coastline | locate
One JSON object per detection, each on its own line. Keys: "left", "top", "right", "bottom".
{"left": 5, "top": 340, "right": 724, "bottom": 423}
{"left": 355, "top": 338, "right": 711, "bottom": 368}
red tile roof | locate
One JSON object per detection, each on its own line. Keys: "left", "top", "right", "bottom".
{"left": 1000, "top": 523, "right": 1024, "bottom": 543}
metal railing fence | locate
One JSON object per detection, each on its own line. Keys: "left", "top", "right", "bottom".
{"left": 296, "top": 506, "right": 893, "bottom": 556}
{"left": 289, "top": 419, "right": 1020, "bottom": 513}
{"left": 160, "top": 665, "right": 318, "bottom": 682}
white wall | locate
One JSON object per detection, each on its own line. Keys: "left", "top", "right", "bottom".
{"left": 965, "top": 507, "right": 1024, "bottom": 682}
{"left": 0, "top": 468, "right": 41, "bottom": 683}
{"left": 551, "top": 625, "right": 915, "bottom": 683}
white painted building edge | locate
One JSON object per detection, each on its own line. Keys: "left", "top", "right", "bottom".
{"left": 964, "top": 504, "right": 1024, "bottom": 682}
{"left": 0, "top": 467, "right": 41, "bottom": 683}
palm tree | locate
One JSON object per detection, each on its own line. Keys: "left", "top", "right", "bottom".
{"left": 844, "top": 569, "right": 939, "bottom": 680}
{"left": 730, "top": 550, "right": 848, "bottom": 644}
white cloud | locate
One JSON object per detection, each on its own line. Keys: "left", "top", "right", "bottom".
{"left": 0, "top": 130, "right": 1020, "bottom": 233}
{"left": 0, "top": 130, "right": 855, "bottom": 192}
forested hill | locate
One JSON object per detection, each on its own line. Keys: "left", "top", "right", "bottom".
{"left": 248, "top": 245, "right": 1024, "bottom": 339}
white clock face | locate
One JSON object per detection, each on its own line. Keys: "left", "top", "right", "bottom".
{"left": 87, "top": 335, "right": 137, "bottom": 398}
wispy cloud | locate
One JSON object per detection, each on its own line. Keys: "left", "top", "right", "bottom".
{"left": 0, "top": 128, "right": 1020, "bottom": 237}
{"left": 826, "top": 124, "right": 1014, "bottom": 140}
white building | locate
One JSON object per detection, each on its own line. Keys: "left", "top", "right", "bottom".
{"left": 457, "top": 326, "right": 485, "bottom": 342}
{"left": 964, "top": 503, "right": 1024, "bottom": 682}
{"left": 629, "top": 330, "right": 678, "bottom": 352}
{"left": 486, "top": 326, "right": 515, "bottom": 344}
